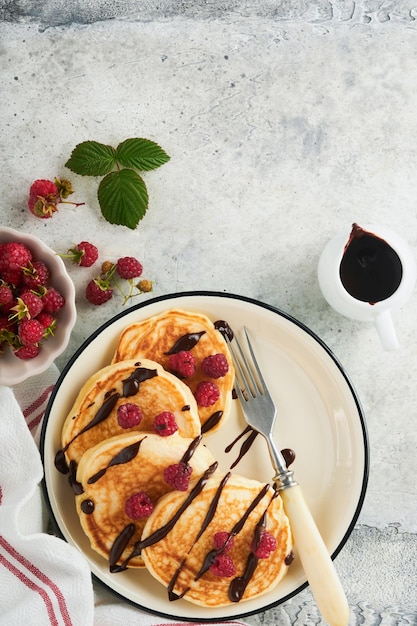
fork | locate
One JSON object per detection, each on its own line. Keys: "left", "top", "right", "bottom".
{"left": 226, "top": 327, "right": 350, "bottom": 626}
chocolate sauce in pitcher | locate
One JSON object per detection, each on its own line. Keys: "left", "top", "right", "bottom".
{"left": 340, "top": 223, "right": 403, "bottom": 304}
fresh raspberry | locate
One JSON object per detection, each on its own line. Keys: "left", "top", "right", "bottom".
{"left": 163, "top": 462, "right": 193, "bottom": 491}
{"left": 201, "top": 353, "right": 229, "bottom": 379}
{"left": 0, "top": 242, "right": 32, "bottom": 273}
{"left": 213, "top": 531, "right": 234, "bottom": 552}
{"left": 1, "top": 268, "right": 23, "bottom": 287}
{"left": 42, "top": 287, "right": 65, "bottom": 313}
{"left": 117, "top": 403, "right": 143, "bottom": 429}
{"left": 152, "top": 411, "right": 178, "bottom": 436}
{"left": 18, "top": 318, "right": 44, "bottom": 346}
{"left": 66, "top": 241, "right": 99, "bottom": 267}
{"left": 36, "top": 311, "right": 56, "bottom": 335}
{"left": 12, "top": 292, "right": 44, "bottom": 319}
{"left": 14, "top": 344, "right": 40, "bottom": 359}
{"left": 168, "top": 350, "right": 196, "bottom": 378}
{"left": 0, "top": 284, "right": 13, "bottom": 307}
{"left": 28, "top": 179, "right": 59, "bottom": 218}
{"left": 116, "top": 256, "right": 143, "bottom": 280}
{"left": 251, "top": 531, "right": 277, "bottom": 559}
{"left": 209, "top": 553, "right": 236, "bottom": 578}
{"left": 85, "top": 279, "right": 113, "bottom": 305}
{"left": 194, "top": 381, "right": 220, "bottom": 407}
{"left": 22, "top": 260, "right": 50, "bottom": 288}
{"left": 124, "top": 491, "right": 153, "bottom": 519}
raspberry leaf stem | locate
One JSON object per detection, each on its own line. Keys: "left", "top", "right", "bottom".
{"left": 65, "top": 141, "right": 117, "bottom": 176}
{"left": 98, "top": 169, "right": 148, "bottom": 229}
{"left": 115, "top": 138, "right": 170, "bottom": 171}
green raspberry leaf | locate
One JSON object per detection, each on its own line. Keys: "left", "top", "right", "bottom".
{"left": 97, "top": 169, "right": 148, "bottom": 229}
{"left": 116, "top": 138, "right": 170, "bottom": 171}
{"left": 65, "top": 141, "right": 117, "bottom": 176}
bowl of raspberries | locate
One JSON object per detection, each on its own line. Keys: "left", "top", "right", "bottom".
{"left": 0, "top": 227, "right": 76, "bottom": 385}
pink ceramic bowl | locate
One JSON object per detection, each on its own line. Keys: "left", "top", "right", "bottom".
{"left": 0, "top": 227, "right": 76, "bottom": 385}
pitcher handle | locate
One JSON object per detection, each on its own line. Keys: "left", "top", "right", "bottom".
{"left": 374, "top": 309, "right": 399, "bottom": 351}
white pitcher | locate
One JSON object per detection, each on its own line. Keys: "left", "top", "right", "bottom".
{"left": 318, "top": 223, "right": 416, "bottom": 350}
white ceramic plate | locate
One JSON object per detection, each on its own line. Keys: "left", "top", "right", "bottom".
{"left": 41, "top": 291, "right": 368, "bottom": 622}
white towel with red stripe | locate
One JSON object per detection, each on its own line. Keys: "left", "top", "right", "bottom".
{"left": 0, "top": 368, "right": 249, "bottom": 626}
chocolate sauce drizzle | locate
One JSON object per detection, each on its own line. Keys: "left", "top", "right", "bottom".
{"left": 195, "top": 483, "right": 271, "bottom": 584}
{"left": 81, "top": 499, "right": 95, "bottom": 514}
{"left": 285, "top": 550, "right": 295, "bottom": 566}
{"left": 139, "top": 462, "right": 219, "bottom": 551}
{"left": 168, "top": 471, "right": 231, "bottom": 601}
{"left": 225, "top": 426, "right": 296, "bottom": 472}
{"left": 214, "top": 320, "right": 234, "bottom": 341}
{"left": 180, "top": 435, "right": 203, "bottom": 465}
{"left": 225, "top": 426, "right": 259, "bottom": 468}
{"left": 201, "top": 411, "right": 223, "bottom": 434}
{"left": 164, "top": 331, "right": 206, "bottom": 355}
{"left": 109, "top": 524, "right": 136, "bottom": 572}
{"left": 54, "top": 366, "right": 157, "bottom": 474}
{"left": 193, "top": 472, "right": 231, "bottom": 546}
{"left": 165, "top": 481, "right": 274, "bottom": 602}
{"left": 168, "top": 558, "right": 189, "bottom": 601}
{"left": 122, "top": 367, "right": 158, "bottom": 396}
{"left": 87, "top": 439, "right": 145, "bottom": 484}
{"left": 69, "top": 460, "right": 84, "bottom": 495}
{"left": 229, "top": 508, "right": 267, "bottom": 602}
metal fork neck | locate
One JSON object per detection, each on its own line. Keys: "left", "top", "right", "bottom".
{"left": 273, "top": 468, "right": 298, "bottom": 491}
{"left": 267, "top": 437, "right": 298, "bottom": 490}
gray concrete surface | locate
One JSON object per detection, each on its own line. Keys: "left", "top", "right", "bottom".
{"left": 1, "top": 2, "right": 416, "bottom": 624}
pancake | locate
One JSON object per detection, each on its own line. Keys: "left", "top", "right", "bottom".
{"left": 75, "top": 432, "right": 216, "bottom": 568}
{"left": 112, "top": 309, "right": 235, "bottom": 433}
{"left": 59, "top": 358, "right": 201, "bottom": 469}
{"left": 140, "top": 471, "right": 293, "bottom": 606}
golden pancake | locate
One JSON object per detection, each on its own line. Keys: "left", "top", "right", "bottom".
{"left": 140, "top": 471, "right": 293, "bottom": 607}
{"left": 112, "top": 309, "right": 235, "bottom": 433}
{"left": 75, "top": 432, "right": 216, "bottom": 568}
{"left": 59, "top": 358, "right": 201, "bottom": 469}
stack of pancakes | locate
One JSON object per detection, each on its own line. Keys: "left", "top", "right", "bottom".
{"left": 56, "top": 308, "right": 293, "bottom": 607}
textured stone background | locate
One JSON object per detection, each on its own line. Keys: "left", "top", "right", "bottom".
{"left": 1, "top": 2, "right": 416, "bottom": 625}
{"left": 1, "top": 0, "right": 417, "bottom": 28}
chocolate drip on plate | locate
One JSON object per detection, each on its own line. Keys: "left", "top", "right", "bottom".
{"left": 214, "top": 320, "right": 234, "bottom": 341}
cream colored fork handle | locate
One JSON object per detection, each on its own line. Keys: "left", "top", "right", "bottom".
{"left": 280, "top": 484, "right": 350, "bottom": 626}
